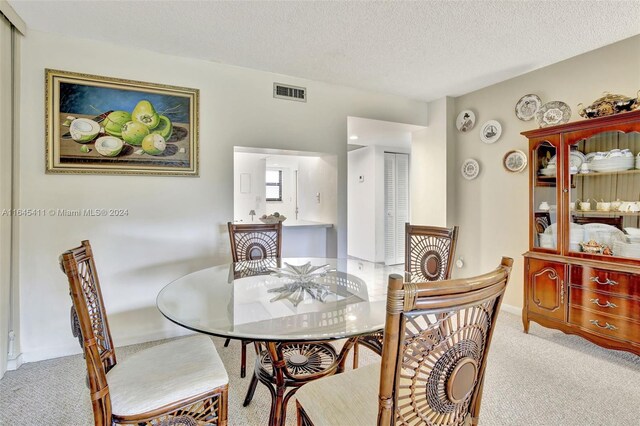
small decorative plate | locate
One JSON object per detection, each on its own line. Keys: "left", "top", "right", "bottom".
{"left": 570, "top": 150, "right": 586, "bottom": 169}
{"left": 480, "top": 120, "right": 502, "bottom": 144}
{"left": 536, "top": 101, "right": 571, "bottom": 127}
{"left": 515, "top": 94, "right": 542, "bottom": 121}
{"left": 503, "top": 150, "right": 528, "bottom": 173}
{"left": 456, "top": 110, "right": 476, "bottom": 132}
{"left": 461, "top": 159, "right": 480, "bottom": 180}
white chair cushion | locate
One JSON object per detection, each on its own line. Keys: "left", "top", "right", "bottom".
{"left": 107, "top": 335, "right": 228, "bottom": 417}
{"left": 295, "top": 362, "right": 380, "bottom": 425}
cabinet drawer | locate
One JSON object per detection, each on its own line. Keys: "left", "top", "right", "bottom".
{"left": 569, "top": 307, "right": 639, "bottom": 344}
{"left": 569, "top": 287, "right": 640, "bottom": 320}
{"left": 569, "top": 266, "right": 639, "bottom": 298}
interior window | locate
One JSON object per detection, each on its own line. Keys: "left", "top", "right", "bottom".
{"left": 266, "top": 169, "right": 283, "bottom": 201}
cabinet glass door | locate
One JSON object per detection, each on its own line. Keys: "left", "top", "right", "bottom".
{"left": 569, "top": 130, "right": 640, "bottom": 259}
{"left": 532, "top": 140, "right": 559, "bottom": 251}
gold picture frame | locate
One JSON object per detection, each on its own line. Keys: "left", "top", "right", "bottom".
{"left": 46, "top": 69, "right": 199, "bottom": 176}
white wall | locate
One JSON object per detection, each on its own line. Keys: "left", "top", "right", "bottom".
{"left": 297, "top": 155, "right": 338, "bottom": 255}
{"left": 233, "top": 152, "right": 266, "bottom": 222}
{"left": 348, "top": 146, "right": 376, "bottom": 261}
{"left": 452, "top": 35, "right": 640, "bottom": 309}
{"left": 410, "top": 97, "right": 454, "bottom": 227}
{"left": 348, "top": 144, "right": 410, "bottom": 263}
{"left": 16, "top": 29, "right": 428, "bottom": 362}
{"left": 0, "top": 15, "right": 13, "bottom": 378}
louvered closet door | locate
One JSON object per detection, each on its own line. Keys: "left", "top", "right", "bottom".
{"left": 385, "top": 153, "right": 409, "bottom": 265}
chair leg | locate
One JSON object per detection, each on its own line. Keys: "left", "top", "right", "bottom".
{"left": 241, "top": 340, "right": 248, "bottom": 378}
{"left": 224, "top": 338, "right": 231, "bottom": 347}
{"left": 218, "top": 385, "right": 229, "bottom": 426}
{"left": 296, "top": 400, "right": 314, "bottom": 426}
{"left": 352, "top": 341, "right": 360, "bottom": 369}
{"left": 243, "top": 372, "right": 259, "bottom": 407}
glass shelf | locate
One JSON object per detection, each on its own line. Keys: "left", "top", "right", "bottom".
{"left": 573, "top": 211, "right": 640, "bottom": 217}
{"left": 575, "top": 169, "right": 640, "bottom": 177}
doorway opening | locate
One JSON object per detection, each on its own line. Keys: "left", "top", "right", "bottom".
{"left": 233, "top": 146, "right": 338, "bottom": 257}
{"left": 346, "top": 117, "right": 426, "bottom": 265}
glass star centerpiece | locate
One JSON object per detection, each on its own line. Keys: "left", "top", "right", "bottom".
{"left": 267, "top": 262, "right": 337, "bottom": 306}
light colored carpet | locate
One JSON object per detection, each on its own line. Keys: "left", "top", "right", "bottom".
{"left": 0, "top": 312, "right": 638, "bottom": 425}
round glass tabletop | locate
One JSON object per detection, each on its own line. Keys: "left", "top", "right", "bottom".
{"left": 157, "top": 257, "right": 404, "bottom": 342}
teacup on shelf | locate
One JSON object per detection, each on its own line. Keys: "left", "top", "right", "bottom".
{"left": 578, "top": 199, "right": 591, "bottom": 211}
{"left": 596, "top": 200, "right": 611, "bottom": 211}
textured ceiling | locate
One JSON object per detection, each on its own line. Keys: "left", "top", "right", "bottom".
{"left": 9, "top": 0, "right": 640, "bottom": 101}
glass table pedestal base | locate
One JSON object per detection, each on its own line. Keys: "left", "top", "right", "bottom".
{"left": 243, "top": 339, "right": 358, "bottom": 426}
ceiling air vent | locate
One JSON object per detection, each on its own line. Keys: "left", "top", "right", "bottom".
{"left": 273, "top": 83, "right": 306, "bottom": 102}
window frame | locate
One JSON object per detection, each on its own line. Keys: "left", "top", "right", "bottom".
{"left": 265, "top": 169, "right": 283, "bottom": 202}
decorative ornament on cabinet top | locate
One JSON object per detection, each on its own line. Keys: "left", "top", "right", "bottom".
{"left": 578, "top": 91, "right": 640, "bottom": 119}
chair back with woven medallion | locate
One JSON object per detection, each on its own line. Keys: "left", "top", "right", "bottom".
{"left": 405, "top": 224, "right": 459, "bottom": 282}
{"left": 228, "top": 222, "right": 282, "bottom": 262}
{"left": 60, "top": 240, "right": 115, "bottom": 425}
{"left": 378, "top": 257, "right": 513, "bottom": 426}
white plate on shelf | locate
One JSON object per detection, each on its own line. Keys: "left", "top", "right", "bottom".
{"left": 539, "top": 168, "right": 556, "bottom": 176}
{"left": 570, "top": 151, "right": 586, "bottom": 169}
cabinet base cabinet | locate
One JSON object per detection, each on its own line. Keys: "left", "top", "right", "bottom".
{"left": 524, "top": 253, "right": 640, "bottom": 356}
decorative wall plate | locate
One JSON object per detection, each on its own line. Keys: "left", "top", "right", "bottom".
{"left": 503, "top": 150, "right": 528, "bottom": 173}
{"left": 461, "top": 159, "right": 480, "bottom": 180}
{"left": 480, "top": 120, "right": 502, "bottom": 143}
{"left": 536, "top": 101, "right": 571, "bottom": 127}
{"left": 456, "top": 110, "right": 476, "bottom": 132}
{"left": 515, "top": 94, "right": 542, "bottom": 121}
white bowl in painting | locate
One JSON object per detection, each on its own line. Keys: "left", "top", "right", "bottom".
{"left": 95, "top": 136, "right": 124, "bottom": 157}
{"left": 69, "top": 118, "right": 100, "bottom": 143}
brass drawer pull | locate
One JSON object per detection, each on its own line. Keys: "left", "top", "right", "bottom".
{"left": 589, "top": 298, "right": 617, "bottom": 309}
{"left": 589, "top": 319, "right": 618, "bottom": 331}
{"left": 589, "top": 276, "right": 618, "bottom": 286}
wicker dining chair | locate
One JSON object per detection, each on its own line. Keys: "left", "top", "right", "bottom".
{"left": 296, "top": 257, "right": 513, "bottom": 426}
{"left": 353, "top": 224, "right": 459, "bottom": 367}
{"left": 226, "top": 222, "right": 283, "bottom": 378}
{"left": 60, "top": 240, "right": 229, "bottom": 426}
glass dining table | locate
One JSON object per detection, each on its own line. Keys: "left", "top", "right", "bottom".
{"left": 156, "top": 257, "right": 404, "bottom": 426}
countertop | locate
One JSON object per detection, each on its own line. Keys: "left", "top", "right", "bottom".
{"left": 282, "top": 219, "right": 333, "bottom": 228}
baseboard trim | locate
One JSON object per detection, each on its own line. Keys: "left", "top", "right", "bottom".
{"left": 501, "top": 303, "right": 521, "bottom": 316}
{"left": 21, "top": 328, "right": 196, "bottom": 364}
{"left": 6, "top": 353, "right": 23, "bottom": 371}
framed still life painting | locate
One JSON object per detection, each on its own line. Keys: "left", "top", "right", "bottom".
{"left": 45, "top": 69, "right": 199, "bottom": 176}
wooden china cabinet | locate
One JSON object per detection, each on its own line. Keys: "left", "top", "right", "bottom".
{"left": 523, "top": 110, "right": 640, "bottom": 356}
